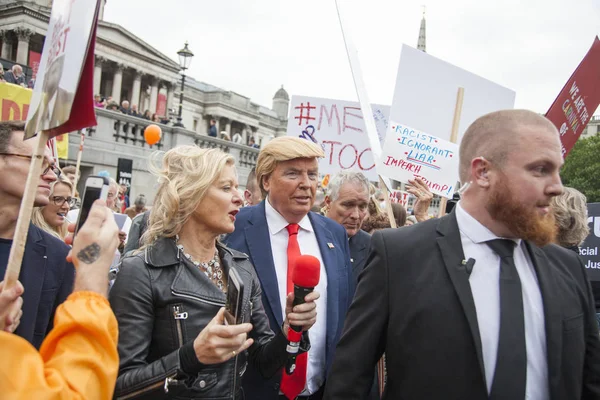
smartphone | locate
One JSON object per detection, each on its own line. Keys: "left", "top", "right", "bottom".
{"left": 75, "top": 176, "right": 110, "bottom": 235}
{"left": 224, "top": 267, "right": 245, "bottom": 325}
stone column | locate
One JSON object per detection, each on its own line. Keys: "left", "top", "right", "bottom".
{"left": 0, "top": 30, "right": 13, "bottom": 60}
{"left": 15, "top": 28, "right": 33, "bottom": 65}
{"left": 131, "top": 71, "right": 142, "bottom": 108}
{"left": 111, "top": 63, "right": 125, "bottom": 104}
{"left": 149, "top": 78, "right": 159, "bottom": 113}
{"left": 93, "top": 56, "right": 106, "bottom": 95}
{"left": 166, "top": 82, "right": 176, "bottom": 112}
{"left": 225, "top": 120, "right": 232, "bottom": 136}
{"left": 241, "top": 124, "right": 248, "bottom": 144}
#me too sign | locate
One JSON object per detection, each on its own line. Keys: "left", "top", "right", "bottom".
{"left": 286, "top": 95, "right": 390, "bottom": 182}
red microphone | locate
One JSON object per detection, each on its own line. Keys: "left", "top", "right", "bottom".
{"left": 285, "top": 255, "right": 320, "bottom": 374}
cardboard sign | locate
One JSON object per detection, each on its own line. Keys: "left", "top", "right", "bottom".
{"left": 287, "top": 95, "right": 389, "bottom": 181}
{"left": 388, "top": 45, "right": 515, "bottom": 144}
{"left": 378, "top": 122, "right": 459, "bottom": 199}
{"left": 582, "top": 203, "right": 600, "bottom": 281}
{"left": 545, "top": 37, "right": 600, "bottom": 158}
{"left": 25, "top": 0, "right": 100, "bottom": 139}
{"left": 389, "top": 190, "right": 410, "bottom": 208}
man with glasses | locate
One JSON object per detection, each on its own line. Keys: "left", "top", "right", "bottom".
{"left": 0, "top": 121, "right": 75, "bottom": 349}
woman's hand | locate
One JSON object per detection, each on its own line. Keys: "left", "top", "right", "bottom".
{"left": 193, "top": 307, "right": 254, "bottom": 364}
{"left": 406, "top": 178, "right": 433, "bottom": 222}
{"left": 282, "top": 291, "right": 319, "bottom": 336}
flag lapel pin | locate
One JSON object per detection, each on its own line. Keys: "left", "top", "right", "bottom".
{"left": 327, "top": 243, "right": 335, "bottom": 249}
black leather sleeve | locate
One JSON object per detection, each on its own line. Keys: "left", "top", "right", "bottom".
{"left": 109, "top": 255, "right": 184, "bottom": 398}
{"left": 246, "top": 265, "right": 291, "bottom": 379}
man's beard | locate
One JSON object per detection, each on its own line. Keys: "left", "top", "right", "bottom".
{"left": 486, "top": 175, "right": 557, "bottom": 247}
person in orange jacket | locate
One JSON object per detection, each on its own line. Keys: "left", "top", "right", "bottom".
{"left": 0, "top": 200, "right": 120, "bottom": 400}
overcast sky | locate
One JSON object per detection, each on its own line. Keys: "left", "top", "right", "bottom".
{"left": 104, "top": 0, "right": 600, "bottom": 114}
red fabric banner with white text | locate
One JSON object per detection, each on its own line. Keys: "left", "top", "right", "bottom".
{"left": 545, "top": 36, "right": 600, "bottom": 158}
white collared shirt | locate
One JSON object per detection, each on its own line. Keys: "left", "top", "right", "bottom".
{"left": 455, "top": 202, "right": 549, "bottom": 399}
{"left": 265, "top": 198, "right": 328, "bottom": 395}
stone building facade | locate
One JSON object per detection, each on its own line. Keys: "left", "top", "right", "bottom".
{"left": 0, "top": 0, "right": 289, "bottom": 149}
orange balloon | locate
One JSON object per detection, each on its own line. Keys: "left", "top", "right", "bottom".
{"left": 144, "top": 124, "right": 162, "bottom": 146}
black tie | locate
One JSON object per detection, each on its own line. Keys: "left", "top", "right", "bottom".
{"left": 487, "top": 239, "right": 527, "bottom": 400}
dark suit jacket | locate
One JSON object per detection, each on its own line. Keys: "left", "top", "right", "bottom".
{"left": 0, "top": 224, "right": 74, "bottom": 349}
{"left": 324, "top": 211, "right": 600, "bottom": 400}
{"left": 349, "top": 229, "right": 371, "bottom": 284}
{"left": 223, "top": 201, "right": 354, "bottom": 400}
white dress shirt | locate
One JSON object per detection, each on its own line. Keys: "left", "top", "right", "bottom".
{"left": 455, "top": 202, "right": 549, "bottom": 400}
{"left": 265, "top": 198, "right": 328, "bottom": 395}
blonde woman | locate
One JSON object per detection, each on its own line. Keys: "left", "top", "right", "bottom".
{"left": 109, "top": 145, "right": 318, "bottom": 399}
{"left": 551, "top": 187, "right": 590, "bottom": 251}
{"left": 31, "top": 177, "right": 74, "bottom": 240}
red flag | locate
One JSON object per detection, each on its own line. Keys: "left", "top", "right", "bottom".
{"left": 545, "top": 36, "right": 600, "bottom": 158}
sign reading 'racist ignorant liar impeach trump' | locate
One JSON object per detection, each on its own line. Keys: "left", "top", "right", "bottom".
{"left": 378, "top": 122, "right": 459, "bottom": 199}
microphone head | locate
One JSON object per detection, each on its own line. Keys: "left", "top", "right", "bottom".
{"left": 292, "top": 255, "right": 321, "bottom": 287}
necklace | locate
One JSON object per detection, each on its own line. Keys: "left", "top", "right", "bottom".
{"left": 175, "top": 235, "right": 226, "bottom": 292}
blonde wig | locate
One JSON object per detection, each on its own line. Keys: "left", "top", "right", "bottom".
{"left": 140, "top": 145, "right": 235, "bottom": 248}
{"left": 31, "top": 177, "right": 73, "bottom": 240}
{"left": 255, "top": 137, "right": 324, "bottom": 197}
{"left": 552, "top": 187, "right": 590, "bottom": 247}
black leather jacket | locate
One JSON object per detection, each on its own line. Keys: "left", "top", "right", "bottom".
{"left": 109, "top": 238, "right": 303, "bottom": 399}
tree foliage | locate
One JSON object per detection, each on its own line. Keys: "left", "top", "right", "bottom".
{"left": 561, "top": 134, "right": 600, "bottom": 203}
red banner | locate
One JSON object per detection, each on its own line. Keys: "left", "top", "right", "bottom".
{"left": 28, "top": 51, "right": 42, "bottom": 80}
{"left": 157, "top": 93, "right": 167, "bottom": 117}
{"left": 545, "top": 36, "right": 600, "bottom": 158}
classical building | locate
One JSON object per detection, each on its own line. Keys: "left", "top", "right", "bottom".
{"left": 0, "top": 0, "right": 289, "bottom": 148}
{"left": 0, "top": 0, "right": 290, "bottom": 202}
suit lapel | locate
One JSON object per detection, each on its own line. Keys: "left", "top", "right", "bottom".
{"left": 436, "top": 212, "right": 486, "bottom": 381}
{"left": 524, "top": 242, "right": 562, "bottom": 399}
{"left": 309, "top": 213, "right": 339, "bottom": 357}
{"left": 245, "top": 203, "right": 284, "bottom": 327}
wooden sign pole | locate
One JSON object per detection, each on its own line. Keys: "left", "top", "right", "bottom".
{"left": 72, "top": 131, "right": 84, "bottom": 198}
{"left": 3, "top": 131, "right": 50, "bottom": 289}
{"left": 438, "top": 87, "right": 464, "bottom": 218}
{"left": 379, "top": 176, "right": 397, "bottom": 229}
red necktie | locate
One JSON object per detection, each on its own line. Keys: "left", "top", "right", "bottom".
{"left": 281, "top": 223, "right": 308, "bottom": 399}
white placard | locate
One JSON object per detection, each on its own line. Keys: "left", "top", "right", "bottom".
{"left": 389, "top": 189, "right": 410, "bottom": 208}
{"left": 390, "top": 45, "right": 516, "bottom": 144}
{"left": 378, "top": 121, "right": 459, "bottom": 199}
{"left": 287, "top": 95, "right": 389, "bottom": 182}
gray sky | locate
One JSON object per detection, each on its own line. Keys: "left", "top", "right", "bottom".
{"left": 104, "top": 0, "right": 600, "bottom": 114}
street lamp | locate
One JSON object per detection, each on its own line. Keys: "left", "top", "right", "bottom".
{"left": 173, "top": 42, "right": 194, "bottom": 128}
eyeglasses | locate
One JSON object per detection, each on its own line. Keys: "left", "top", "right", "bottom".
{"left": 0, "top": 152, "right": 61, "bottom": 178}
{"left": 51, "top": 196, "right": 76, "bottom": 207}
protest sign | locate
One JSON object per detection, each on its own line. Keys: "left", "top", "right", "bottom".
{"left": 25, "top": 0, "right": 99, "bottom": 139}
{"left": 545, "top": 37, "right": 600, "bottom": 158}
{"left": 378, "top": 122, "right": 459, "bottom": 198}
{"left": 388, "top": 45, "right": 515, "bottom": 144}
{"left": 0, "top": 82, "right": 32, "bottom": 121}
{"left": 389, "top": 189, "right": 410, "bottom": 208}
{"left": 582, "top": 203, "right": 600, "bottom": 281}
{"left": 287, "top": 95, "right": 389, "bottom": 181}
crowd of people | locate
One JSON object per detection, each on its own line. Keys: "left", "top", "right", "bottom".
{"left": 94, "top": 94, "right": 170, "bottom": 125}
{"left": 0, "top": 109, "right": 599, "bottom": 400}
{"left": 1, "top": 63, "right": 35, "bottom": 88}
